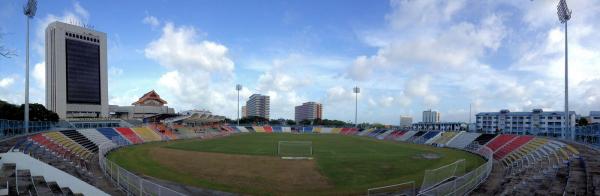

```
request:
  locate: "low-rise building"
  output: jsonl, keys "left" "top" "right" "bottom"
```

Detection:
{"left": 109, "top": 90, "right": 175, "bottom": 120}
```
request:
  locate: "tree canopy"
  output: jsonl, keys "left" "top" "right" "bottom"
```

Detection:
{"left": 0, "top": 100, "right": 59, "bottom": 122}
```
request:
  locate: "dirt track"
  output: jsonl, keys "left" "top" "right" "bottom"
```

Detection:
{"left": 149, "top": 147, "right": 333, "bottom": 193}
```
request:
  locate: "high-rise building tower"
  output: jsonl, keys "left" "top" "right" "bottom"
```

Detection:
{"left": 241, "top": 105, "right": 247, "bottom": 118}
{"left": 400, "top": 115, "right": 413, "bottom": 128}
{"left": 294, "top": 102, "right": 323, "bottom": 123}
{"left": 422, "top": 109, "right": 440, "bottom": 123}
{"left": 46, "top": 21, "right": 108, "bottom": 118}
{"left": 246, "top": 94, "right": 270, "bottom": 119}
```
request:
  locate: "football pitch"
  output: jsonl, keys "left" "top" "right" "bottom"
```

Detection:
{"left": 108, "top": 133, "right": 486, "bottom": 195}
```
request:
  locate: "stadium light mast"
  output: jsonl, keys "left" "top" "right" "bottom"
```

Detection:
{"left": 557, "top": 0, "right": 572, "bottom": 139}
{"left": 23, "top": 0, "right": 37, "bottom": 134}
{"left": 353, "top": 86, "right": 360, "bottom": 127}
{"left": 236, "top": 84, "right": 242, "bottom": 126}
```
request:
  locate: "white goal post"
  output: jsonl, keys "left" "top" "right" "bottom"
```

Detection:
{"left": 278, "top": 141, "right": 313, "bottom": 159}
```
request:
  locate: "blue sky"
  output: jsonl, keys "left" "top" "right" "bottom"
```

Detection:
{"left": 1, "top": 0, "right": 600, "bottom": 125}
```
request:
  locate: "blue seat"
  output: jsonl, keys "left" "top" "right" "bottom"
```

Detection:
{"left": 96, "top": 128, "right": 130, "bottom": 145}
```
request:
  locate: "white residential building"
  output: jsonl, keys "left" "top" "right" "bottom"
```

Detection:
{"left": 476, "top": 109, "right": 576, "bottom": 137}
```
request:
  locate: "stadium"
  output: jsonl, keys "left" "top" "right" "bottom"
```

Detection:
{"left": 2, "top": 0, "right": 600, "bottom": 196}
{"left": 1, "top": 118, "right": 599, "bottom": 195}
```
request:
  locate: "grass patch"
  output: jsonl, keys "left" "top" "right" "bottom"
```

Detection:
{"left": 109, "top": 133, "right": 485, "bottom": 195}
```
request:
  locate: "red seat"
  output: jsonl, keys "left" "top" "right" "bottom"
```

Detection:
{"left": 263, "top": 126, "right": 273, "bottom": 133}
{"left": 485, "top": 134, "right": 517, "bottom": 151}
{"left": 115, "top": 128, "right": 144, "bottom": 144}
{"left": 493, "top": 135, "right": 534, "bottom": 160}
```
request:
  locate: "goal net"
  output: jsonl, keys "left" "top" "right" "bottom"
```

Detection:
{"left": 278, "top": 141, "right": 313, "bottom": 159}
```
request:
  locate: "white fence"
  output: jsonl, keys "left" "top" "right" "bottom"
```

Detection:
{"left": 418, "top": 144, "right": 494, "bottom": 196}
{"left": 98, "top": 138, "right": 187, "bottom": 196}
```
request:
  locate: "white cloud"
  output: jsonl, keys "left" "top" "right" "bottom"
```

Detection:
{"left": 0, "top": 75, "right": 21, "bottom": 104}
{"left": 33, "top": 62, "right": 44, "bottom": 89}
{"left": 143, "top": 22, "right": 242, "bottom": 117}
{"left": 35, "top": 2, "right": 89, "bottom": 57}
{"left": 0, "top": 76, "right": 15, "bottom": 88}
{"left": 145, "top": 23, "right": 234, "bottom": 73}
{"left": 142, "top": 15, "right": 160, "bottom": 28}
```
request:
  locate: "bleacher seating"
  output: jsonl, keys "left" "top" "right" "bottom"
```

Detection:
{"left": 60, "top": 130, "right": 98, "bottom": 152}
{"left": 473, "top": 134, "right": 497, "bottom": 145}
{"left": 493, "top": 135, "right": 534, "bottom": 160}
{"left": 96, "top": 128, "right": 130, "bottom": 145}
{"left": 114, "top": 128, "right": 144, "bottom": 144}
{"left": 486, "top": 134, "right": 518, "bottom": 152}
{"left": 446, "top": 132, "right": 481, "bottom": 149}
{"left": 397, "top": 131, "right": 417, "bottom": 141}
{"left": 78, "top": 129, "right": 112, "bottom": 147}
{"left": 244, "top": 126, "right": 255, "bottom": 133}
{"left": 407, "top": 131, "right": 426, "bottom": 142}
{"left": 385, "top": 130, "right": 407, "bottom": 140}
{"left": 421, "top": 131, "right": 441, "bottom": 144}
{"left": 131, "top": 127, "right": 162, "bottom": 142}
{"left": 263, "top": 126, "right": 273, "bottom": 133}
{"left": 431, "top": 132, "right": 458, "bottom": 145}
{"left": 253, "top": 126, "right": 266, "bottom": 133}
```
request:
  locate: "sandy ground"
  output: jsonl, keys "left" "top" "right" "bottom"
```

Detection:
{"left": 149, "top": 147, "right": 333, "bottom": 194}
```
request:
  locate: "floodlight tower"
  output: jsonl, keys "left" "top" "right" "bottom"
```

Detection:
{"left": 557, "top": 0, "right": 572, "bottom": 139}
{"left": 236, "top": 84, "right": 242, "bottom": 126}
{"left": 353, "top": 86, "right": 360, "bottom": 127}
{"left": 23, "top": 0, "right": 37, "bottom": 134}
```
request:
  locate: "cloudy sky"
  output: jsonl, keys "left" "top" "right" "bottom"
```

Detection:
{"left": 1, "top": 0, "right": 599, "bottom": 124}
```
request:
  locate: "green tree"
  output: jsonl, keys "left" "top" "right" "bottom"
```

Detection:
{"left": 285, "top": 119, "right": 295, "bottom": 125}
{"left": 577, "top": 117, "right": 589, "bottom": 126}
{"left": 0, "top": 99, "right": 58, "bottom": 122}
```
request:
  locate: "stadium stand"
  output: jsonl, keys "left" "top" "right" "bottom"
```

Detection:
{"left": 486, "top": 134, "right": 518, "bottom": 152}
{"left": 406, "top": 131, "right": 426, "bottom": 142}
{"left": 446, "top": 132, "right": 482, "bottom": 149}
{"left": 96, "top": 128, "right": 130, "bottom": 144}
{"left": 253, "top": 126, "right": 266, "bottom": 133}
{"left": 376, "top": 129, "right": 393, "bottom": 140}
{"left": 493, "top": 135, "right": 535, "bottom": 160}
{"left": 271, "top": 126, "right": 282, "bottom": 133}
{"left": 60, "top": 130, "right": 98, "bottom": 152}
{"left": 114, "top": 128, "right": 143, "bottom": 144}
{"left": 385, "top": 130, "right": 407, "bottom": 140}
{"left": 245, "top": 126, "right": 255, "bottom": 133}
{"left": 78, "top": 129, "right": 112, "bottom": 147}
{"left": 473, "top": 133, "right": 498, "bottom": 145}
{"left": 5, "top": 121, "right": 600, "bottom": 196}
{"left": 431, "top": 131, "right": 458, "bottom": 146}
{"left": 396, "top": 131, "right": 417, "bottom": 141}
{"left": 131, "top": 127, "right": 162, "bottom": 142}
{"left": 420, "top": 131, "right": 440, "bottom": 144}
{"left": 357, "top": 128, "right": 374, "bottom": 136}
{"left": 263, "top": 126, "right": 273, "bottom": 133}
{"left": 320, "top": 127, "right": 332, "bottom": 133}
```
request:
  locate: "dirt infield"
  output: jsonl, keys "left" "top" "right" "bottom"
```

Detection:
{"left": 149, "top": 147, "right": 333, "bottom": 194}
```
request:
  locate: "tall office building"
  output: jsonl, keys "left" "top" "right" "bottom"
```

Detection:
{"left": 46, "top": 21, "right": 108, "bottom": 118}
{"left": 294, "top": 102, "right": 323, "bottom": 123}
{"left": 422, "top": 109, "right": 440, "bottom": 123}
{"left": 246, "top": 94, "right": 270, "bottom": 119}
{"left": 400, "top": 115, "right": 413, "bottom": 128}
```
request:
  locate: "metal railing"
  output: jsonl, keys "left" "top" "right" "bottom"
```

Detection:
{"left": 98, "top": 139, "right": 186, "bottom": 196}
{"left": 418, "top": 145, "right": 494, "bottom": 196}
{"left": 0, "top": 119, "right": 57, "bottom": 139}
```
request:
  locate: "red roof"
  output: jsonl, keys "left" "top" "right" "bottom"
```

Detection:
{"left": 132, "top": 90, "right": 168, "bottom": 106}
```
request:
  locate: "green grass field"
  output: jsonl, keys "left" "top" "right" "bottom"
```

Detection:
{"left": 108, "top": 133, "right": 485, "bottom": 195}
